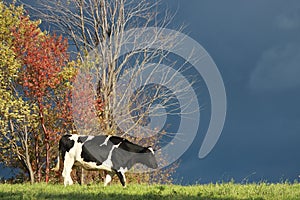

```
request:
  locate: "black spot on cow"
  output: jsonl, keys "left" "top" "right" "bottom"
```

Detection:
{"left": 109, "top": 136, "right": 144, "bottom": 153}
{"left": 119, "top": 139, "right": 145, "bottom": 153}
{"left": 109, "top": 136, "right": 124, "bottom": 145}
{"left": 80, "top": 135, "right": 110, "bottom": 166}
{"left": 77, "top": 136, "right": 88, "bottom": 143}
{"left": 59, "top": 135, "right": 75, "bottom": 161}
{"left": 81, "top": 145, "right": 103, "bottom": 166}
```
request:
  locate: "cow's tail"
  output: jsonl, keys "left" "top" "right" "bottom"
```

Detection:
{"left": 52, "top": 154, "right": 60, "bottom": 172}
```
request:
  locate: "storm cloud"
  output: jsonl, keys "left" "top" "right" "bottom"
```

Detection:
{"left": 249, "top": 43, "right": 300, "bottom": 91}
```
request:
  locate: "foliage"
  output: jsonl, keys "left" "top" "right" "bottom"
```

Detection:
{"left": 0, "top": 1, "right": 76, "bottom": 183}
{"left": 0, "top": 1, "right": 39, "bottom": 184}
{"left": 1, "top": 183, "right": 300, "bottom": 200}
{"left": 12, "top": 13, "right": 76, "bottom": 183}
{"left": 1, "top": 0, "right": 177, "bottom": 185}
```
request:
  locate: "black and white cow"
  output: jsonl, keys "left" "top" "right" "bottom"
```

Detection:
{"left": 53, "top": 134, "right": 158, "bottom": 187}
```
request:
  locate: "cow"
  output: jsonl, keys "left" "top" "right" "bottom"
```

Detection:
{"left": 53, "top": 134, "right": 158, "bottom": 187}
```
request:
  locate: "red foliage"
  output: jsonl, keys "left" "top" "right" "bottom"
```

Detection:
{"left": 13, "top": 17, "right": 68, "bottom": 99}
{"left": 11, "top": 16, "right": 105, "bottom": 184}
{"left": 12, "top": 16, "right": 71, "bottom": 183}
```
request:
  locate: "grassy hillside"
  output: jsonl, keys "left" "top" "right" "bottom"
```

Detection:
{"left": 1, "top": 182, "right": 300, "bottom": 200}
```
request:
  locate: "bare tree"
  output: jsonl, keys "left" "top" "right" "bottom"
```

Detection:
{"left": 9, "top": 119, "right": 35, "bottom": 184}
{"left": 26, "top": 0, "right": 197, "bottom": 184}
{"left": 0, "top": 111, "right": 38, "bottom": 184}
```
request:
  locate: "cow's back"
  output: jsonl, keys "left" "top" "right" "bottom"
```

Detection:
{"left": 80, "top": 135, "right": 112, "bottom": 165}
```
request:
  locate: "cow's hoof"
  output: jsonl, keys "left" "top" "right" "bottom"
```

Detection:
{"left": 64, "top": 180, "right": 73, "bottom": 186}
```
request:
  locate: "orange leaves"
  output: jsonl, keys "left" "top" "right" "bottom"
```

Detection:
{"left": 12, "top": 17, "right": 69, "bottom": 99}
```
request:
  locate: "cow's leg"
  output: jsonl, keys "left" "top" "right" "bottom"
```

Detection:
{"left": 104, "top": 171, "right": 115, "bottom": 187}
{"left": 116, "top": 170, "right": 126, "bottom": 188}
{"left": 62, "top": 153, "right": 74, "bottom": 186}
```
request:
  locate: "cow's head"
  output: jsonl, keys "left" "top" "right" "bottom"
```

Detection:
{"left": 140, "top": 147, "right": 158, "bottom": 169}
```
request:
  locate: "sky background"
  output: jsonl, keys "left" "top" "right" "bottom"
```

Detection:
{"left": 164, "top": 0, "right": 300, "bottom": 184}
{"left": 1, "top": 0, "right": 300, "bottom": 184}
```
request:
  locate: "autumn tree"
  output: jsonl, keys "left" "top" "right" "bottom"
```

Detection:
{"left": 0, "top": 1, "right": 38, "bottom": 184}
{"left": 0, "top": 1, "right": 76, "bottom": 183}
{"left": 12, "top": 16, "right": 76, "bottom": 183}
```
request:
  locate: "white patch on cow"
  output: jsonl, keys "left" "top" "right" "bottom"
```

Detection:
{"left": 148, "top": 147, "right": 155, "bottom": 155}
{"left": 80, "top": 161, "right": 112, "bottom": 171}
{"left": 100, "top": 135, "right": 111, "bottom": 146}
{"left": 104, "top": 173, "right": 113, "bottom": 186}
{"left": 117, "top": 167, "right": 128, "bottom": 174}
{"left": 102, "top": 143, "right": 121, "bottom": 168}
{"left": 69, "top": 134, "right": 79, "bottom": 142}
{"left": 62, "top": 145, "right": 76, "bottom": 186}
{"left": 85, "top": 135, "right": 94, "bottom": 143}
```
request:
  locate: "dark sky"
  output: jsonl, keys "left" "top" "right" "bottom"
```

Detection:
{"left": 2, "top": 0, "right": 300, "bottom": 184}
{"left": 165, "top": 0, "right": 300, "bottom": 184}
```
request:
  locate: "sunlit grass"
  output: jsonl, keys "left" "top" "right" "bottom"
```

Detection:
{"left": 1, "top": 182, "right": 300, "bottom": 200}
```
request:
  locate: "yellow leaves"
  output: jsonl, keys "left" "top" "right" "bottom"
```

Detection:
{"left": 0, "top": 1, "right": 44, "bottom": 46}
{"left": 0, "top": 2, "right": 40, "bottom": 134}
{"left": 65, "top": 62, "right": 78, "bottom": 77}
{"left": 37, "top": 30, "right": 46, "bottom": 37}
{"left": 0, "top": 2, "right": 24, "bottom": 89}
{"left": 58, "top": 60, "right": 79, "bottom": 88}
{"left": 0, "top": 42, "right": 21, "bottom": 81}
{"left": 0, "top": 1, "right": 24, "bottom": 44}
{"left": 0, "top": 84, "right": 39, "bottom": 129}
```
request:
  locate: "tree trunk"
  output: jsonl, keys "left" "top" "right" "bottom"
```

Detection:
{"left": 24, "top": 124, "right": 35, "bottom": 184}
{"left": 45, "top": 140, "right": 50, "bottom": 183}
{"left": 35, "top": 134, "right": 41, "bottom": 182}
{"left": 26, "top": 154, "right": 35, "bottom": 184}
{"left": 39, "top": 101, "right": 50, "bottom": 183}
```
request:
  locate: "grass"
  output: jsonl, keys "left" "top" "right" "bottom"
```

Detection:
{"left": 1, "top": 182, "right": 300, "bottom": 200}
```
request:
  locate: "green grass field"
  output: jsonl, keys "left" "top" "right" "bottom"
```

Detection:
{"left": 1, "top": 182, "right": 300, "bottom": 200}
